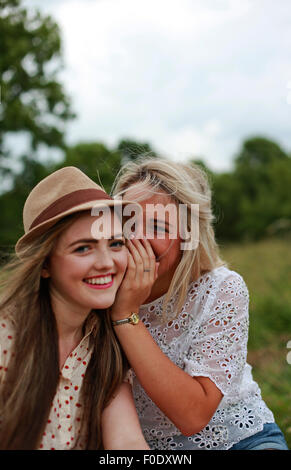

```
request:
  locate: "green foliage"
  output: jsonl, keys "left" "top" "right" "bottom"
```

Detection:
{"left": 117, "top": 138, "right": 158, "bottom": 163}
{"left": 0, "top": 138, "right": 158, "bottom": 249}
{"left": 0, "top": 155, "right": 55, "bottom": 248}
{"left": 212, "top": 136, "right": 291, "bottom": 241}
{"left": 211, "top": 172, "right": 243, "bottom": 240}
{"left": 221, "top": 239, "right": 291, "bottom": 447}
{"left": 1, "top": 133, "right": 291, "bottom": 248}
{"left": 0, "top": 0, "right": 74, "bottom": 170}
{"left": 189, "top": 158, "right": 213, "bottom": 177}
{"left": 58, "top": 142, "right": 122, "bottom": 193}
{"left": 235, "top": 136, "right": 288, "bottom": 169}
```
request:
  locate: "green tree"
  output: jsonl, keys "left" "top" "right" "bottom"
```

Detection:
{"left": 59, "top": 142, "right": 122, "bottom": 193}
{"left": 0, "top": 0, "right": 74, "bottom": 173}
{"left": 234, "top": 136, "right": 288, "bottom": 201}
{"left": 234, "top": 137, "right": 290, "bottom": 239}
{"left": 212, "top": 136, "right": 291, "bottom": 241}
{"left": 0, "top": 141, "right": 124, "bottom": 250}
{"left": 189, "top": 158, "right": 213, "bottom": 177}
{"left": 235, "top": 136, "right": 288, "bottom": 169}
{"left": 211, "top": 172, "right": 244, "bottom": 241}
{"left": 117, "top": 139, "right": 158, "bottom": 163}
{"left": 0, "top": 155, "right": 54, "bottom": 251}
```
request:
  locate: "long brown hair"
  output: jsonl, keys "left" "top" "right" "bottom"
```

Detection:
{"left": 0, "top": 212, "right": 127, "bottom": 450}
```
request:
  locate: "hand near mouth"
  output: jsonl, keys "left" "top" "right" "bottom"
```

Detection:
{"left": 110, "top": 237, "right": 159, "bottom": 322}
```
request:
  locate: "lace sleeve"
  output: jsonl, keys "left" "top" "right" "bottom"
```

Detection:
{"left": 183, "top": 271, "right": 249, "bottom": 396}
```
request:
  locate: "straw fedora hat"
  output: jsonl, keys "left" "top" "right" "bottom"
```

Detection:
{"left": 15, "top": 166, "right": 139, "bottom": 254}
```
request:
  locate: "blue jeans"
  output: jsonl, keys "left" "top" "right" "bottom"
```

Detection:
{"left": 230, "top": 423, "right": 289, "bottom": 450}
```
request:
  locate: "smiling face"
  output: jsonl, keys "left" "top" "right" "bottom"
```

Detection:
{"left": 124, "top": 183, "right": 182, "bottom": 302}
{"left": 42, "top": 211, "right": 128, "bottom": 317}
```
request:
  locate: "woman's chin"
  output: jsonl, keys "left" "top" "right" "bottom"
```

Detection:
{"left": 89, "top": 295, "right": 117, "bottom": 311}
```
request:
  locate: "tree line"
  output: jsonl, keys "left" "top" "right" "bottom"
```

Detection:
{"left": 1, "top": 0, "right": 291, "bottom": 251}
{"left": 1, "top": 135, "right": 291, "bottom": 251}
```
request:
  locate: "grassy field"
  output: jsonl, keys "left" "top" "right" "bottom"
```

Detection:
{"left": 220, "top": 237, "right": 291, "bottom": 448}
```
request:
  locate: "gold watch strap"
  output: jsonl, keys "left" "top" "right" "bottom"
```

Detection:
{"left": 112, "top": 312, "right": 139, "bottom": 326}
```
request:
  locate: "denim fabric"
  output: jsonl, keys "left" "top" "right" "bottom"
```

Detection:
{"left": 230, "top": 423, "right": 289, "bottom": 450}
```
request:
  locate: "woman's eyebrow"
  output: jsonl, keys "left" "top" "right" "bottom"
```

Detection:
{"left": 68, "top": 235, "right": 124, "bottom": 247}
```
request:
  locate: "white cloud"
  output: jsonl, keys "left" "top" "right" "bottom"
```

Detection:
{"left": 21, "top": 0, "right": 291, "bottom": 170}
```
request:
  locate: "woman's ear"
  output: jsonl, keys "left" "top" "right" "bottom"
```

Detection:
{"left": 41, "top": 269, "right": 50, "bottom": 278}
{"left": 41, "top": 260, "right": 50, "bottom": 278}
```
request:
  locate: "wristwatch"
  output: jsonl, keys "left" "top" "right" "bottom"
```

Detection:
{"left": 112, "top": 312, "right": 140, "bottom": 326}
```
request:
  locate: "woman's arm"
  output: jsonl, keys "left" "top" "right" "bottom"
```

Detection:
{"left": 111, "top": 238, "right": 223, "bottom": 436}
{"left": 101, "top": 382, "right": 150, "bottom": 450}
{"left": 112, "top": 321, "right": 223, "bottom": 436}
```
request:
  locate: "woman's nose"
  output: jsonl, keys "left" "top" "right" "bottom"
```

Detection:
{"left": 93, "top": 248, "right": 114, "bottom": 271}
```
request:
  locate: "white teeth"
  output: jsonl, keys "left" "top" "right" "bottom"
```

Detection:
{"left": 85, "top": 275, "right": 112, "bottom": 285}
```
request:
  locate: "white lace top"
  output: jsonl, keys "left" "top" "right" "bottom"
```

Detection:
{"left": 132, "top": 266, "right": 274, "bottom": 450}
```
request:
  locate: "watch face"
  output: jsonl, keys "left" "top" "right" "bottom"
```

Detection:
{"left": 131, "top": 313, "right": 139, "bottom": 324}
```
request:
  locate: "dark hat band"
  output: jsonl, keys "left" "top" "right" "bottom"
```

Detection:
{"left": 29, "top": 188, "right": 112, "bottom": 230}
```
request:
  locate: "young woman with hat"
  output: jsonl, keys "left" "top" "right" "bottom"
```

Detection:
{"left": 0, "top": 166, "right": 158, "bottom": 450}
{"left": 110, "top": 157, "right": 288, "bottom": 451}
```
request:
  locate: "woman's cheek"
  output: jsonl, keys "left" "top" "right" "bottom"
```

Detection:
{"left": 150, "top": 239, "right": 173, "bottom": 261}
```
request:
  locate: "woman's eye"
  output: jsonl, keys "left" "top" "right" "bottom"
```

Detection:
{"left": 110, "top": 240, "right": 125, "bottom": 248}
{"left": 148, "top": 224, "right": 168, "bottom": 233}
{"left": 74, "top": 245, "right": 91, "bottom": 253}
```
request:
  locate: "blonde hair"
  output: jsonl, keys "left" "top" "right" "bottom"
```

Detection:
{"left": 112, "top": 156, "right": 225, "bottom": 321}
{"left": 0, "top": 211, "right": 127, "bottom": 449}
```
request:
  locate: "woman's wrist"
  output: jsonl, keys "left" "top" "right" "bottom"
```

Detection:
{"left": 110, "top": 307, "right": 140, "bottom": 323}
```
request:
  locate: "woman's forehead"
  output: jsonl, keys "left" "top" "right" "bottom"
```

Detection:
{"left": 125, "top": 182, "right": 171, "bottom": 205}
{"left": 57, "top": 211, "right": 123, "bottom": 245}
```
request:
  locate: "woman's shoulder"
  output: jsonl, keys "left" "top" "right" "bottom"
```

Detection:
{"left": 191, "top": 264, "right": 246, "bottom": 287}
{"left": 186, "top": 265, "right": 249, "bottom": 305}
{"left": 183, "top": 265, "right": 249, "bottom": 331}
{"left": 211, "top": 265, "right": 249, "bottom": 295}
{"left": 0, "top": 312, "right": 16, "bottom": 377}
{"left": 0, "top": 311, "right": 16, "bottom": 340}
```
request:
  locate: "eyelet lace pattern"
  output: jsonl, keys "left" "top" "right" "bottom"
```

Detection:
{"left": 132, "top": 266, "right": 274, "bottom": 450}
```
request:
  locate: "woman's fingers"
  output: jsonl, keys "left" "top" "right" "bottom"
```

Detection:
{"left": 126, "top": 236, "right": 160, "bottom": 289}
{"left": 140, "top": 237, "right": 156, "bottom": 261}
{"left": 126, "top": 249, "right": 136, "bottom": 275}
{"left": 120, "top": 249, "right": 136, "bottom": 286}
{"left": 130, "top": 238, "right": 156, "bottom": 281}
{"left": 127, "top": 239, "right": 145, "bottom": 281}
{"left": 111, "top": 237, "right": 159, "bottom": 318}
{"left": 140, "top": 238, "right": 158, "bottom": 280}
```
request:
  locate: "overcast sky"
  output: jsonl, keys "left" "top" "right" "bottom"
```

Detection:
{"left": 23, "top": 0, "right": 291, "bottom": 171}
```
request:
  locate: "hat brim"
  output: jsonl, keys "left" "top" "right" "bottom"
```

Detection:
{"left": 15, "top": 198, "right": 141, "bottom": 255}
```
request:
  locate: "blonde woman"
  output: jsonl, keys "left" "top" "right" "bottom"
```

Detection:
{"left": 110, "top": 157, "right": 288, "bottom": 451}
{"left": 0, "top": 166, "right": 155, "bottom": 450}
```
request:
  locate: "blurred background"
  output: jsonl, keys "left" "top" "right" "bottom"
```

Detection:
{"left": 0, "top": 0, "right": 290, "bottom": 446}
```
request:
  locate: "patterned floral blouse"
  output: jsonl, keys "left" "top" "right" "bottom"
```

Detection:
{"left": 0, "top": 311, "right": 132, "bottom": 450}
{"left": 132, "top": 266, "right": 274, "bottom": 450}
